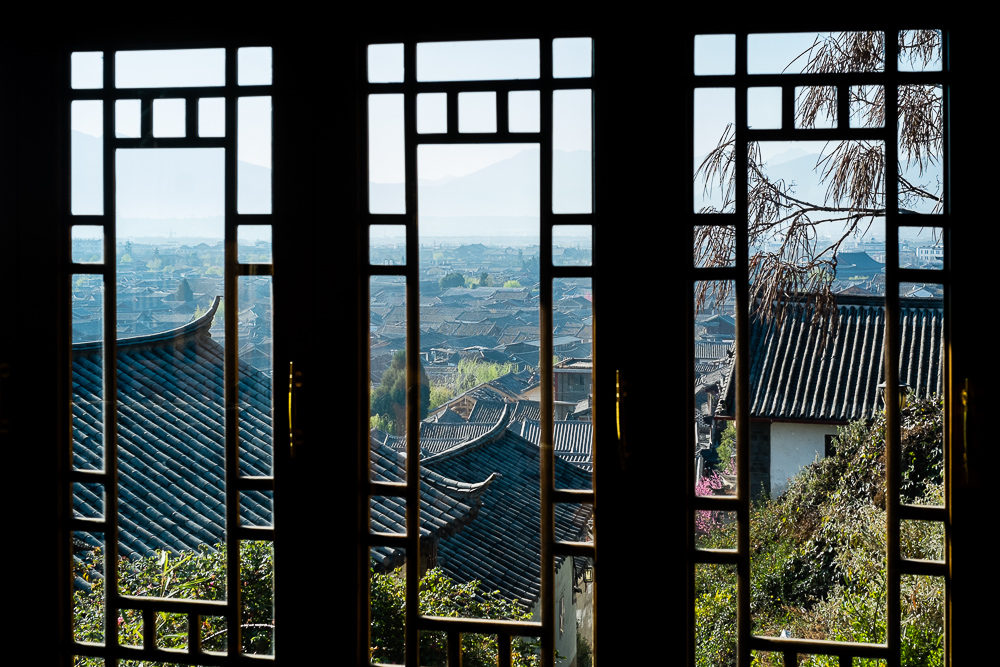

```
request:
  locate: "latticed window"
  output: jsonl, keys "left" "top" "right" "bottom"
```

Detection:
{"left": 28, "top": 19, "right": 986, "bottom": 667}
{"left": 361, "top": 34, "right": 597, "bottom": 666}
{"left": 687, "top": 27, "right": 951, "bottom": 666}
{"left": 65, "top": 43, "right": 276, "bottom": 665}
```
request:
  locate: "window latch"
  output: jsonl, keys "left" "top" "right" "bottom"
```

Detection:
{"left": 289, "top": 361, "right": 304, "bottom": 458}
{"left": 616, "top": 369, "right": 631, "bottom": 471}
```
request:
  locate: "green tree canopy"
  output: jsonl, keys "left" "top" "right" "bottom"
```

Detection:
{"left": 371, "top": 350, "right": 430, "bottom": 434}
{"left": 453, "top": 358, "right": 514, "bottom": 395}
{"left": 174, "top": 278, "right": 195, "bottom": 302}
{"left": 439, "top": 272, "right": 466, "bottom": 289}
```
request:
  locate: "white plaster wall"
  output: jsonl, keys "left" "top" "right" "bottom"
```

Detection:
{"left": 769, "top": 422, "right": 841, "bottom": 497}
{"left": 529, "top": 556, "right": 577, "bottom": 666}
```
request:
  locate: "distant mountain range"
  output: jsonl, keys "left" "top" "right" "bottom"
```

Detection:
{"left": 72, "top": 133, "right": 590, "bottom": 239}
{"left": 694, "top": 145, "right": 944, "bottom": 226}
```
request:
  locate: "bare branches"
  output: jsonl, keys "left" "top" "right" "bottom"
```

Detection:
{"left": 898, "top": 84, "right": 943, "bottom": 174}
{"left": 693, "top": 30, "right": 944, "bottom": 333}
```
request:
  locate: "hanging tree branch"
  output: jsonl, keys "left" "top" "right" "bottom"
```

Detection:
{"left": 694, "top": 29, "right": 943, "bottom": 332}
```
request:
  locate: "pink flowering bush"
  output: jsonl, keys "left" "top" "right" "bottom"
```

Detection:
{"left": 695, "top": 459, "right": 735, "bottom": 536}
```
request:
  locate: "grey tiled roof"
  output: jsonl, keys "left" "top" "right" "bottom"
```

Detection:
{"left": 72, "top": 298, "right": 274, "bottom": 559}
{"left": 422, "top": 423, "right": 592, "bottom": 610}
{"left": 517, "top": 419, "right": 594, "bottom": 472}
{"left": 382, "top": 420, "right": 507, "bottom": 456}
{"left": 369, "top": 438, "right": 495, "bottom": 570}
{"left": 467, "top": 400, "right": 508, "bottom": 424}
{"left": 509, "top": 400, "right": 541, "bottom": 423}
{"left": 720, "top": 296, "right": 943, "bottom": 422}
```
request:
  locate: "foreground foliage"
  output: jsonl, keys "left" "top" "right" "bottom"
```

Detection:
{"left": 371, "top": 566, "right": 542, "bottom": 666}
{"left": 696, "top": 397, "right": 944, "bottom": 666}
{"left": 73, "top": 545, "right": 540, "bottom": 666}
{"left": 73, "top": 541, "right": 274, "bottom": 665}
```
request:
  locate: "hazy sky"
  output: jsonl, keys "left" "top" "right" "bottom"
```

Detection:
{"left": 70, "top": 34, "right": 943, "bottom": 243}
{"left": 71, "top": 48, "right": 273, "bottom": 169}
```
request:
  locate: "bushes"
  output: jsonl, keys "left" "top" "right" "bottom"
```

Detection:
{"left": 371, "top": 566, "right": 541, "bottom": 666}
{"left": 74, "top": 546, "right": 542, "bottom": 666}
{"left": 697, "top": 397, "right": 945, "bottom": 665}
{"left": 73, "top": 541, "right": 274, "bottom": 663}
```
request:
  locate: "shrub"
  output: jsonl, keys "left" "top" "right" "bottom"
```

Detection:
{"left": 73, "top": 541, "right": 274, "bottom": 663}
{"left": 696, "top": 397, "right": 945, "bottom": 662}
{"left": 371, "top": 566, "right": 542, "bottom": 666}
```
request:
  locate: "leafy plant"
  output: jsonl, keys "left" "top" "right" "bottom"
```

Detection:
{"left": 696, "top": 397, "right": 945, "bottom": 665}
{"left": 370, "top": 566, "right": 542, "bottom": 666}
{"left": 73, "top": 541, "right": 274, "bottom": 665}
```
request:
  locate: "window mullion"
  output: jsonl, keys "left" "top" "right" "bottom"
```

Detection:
{"left": 403, "top": 37, "right": 422, "bottom": 667}
{"left": 733, "top": 29, "right": 753, "bottom": 667}
{"left": 223, "top": 43, "right": 243, "bottom": 658}
{"left": 539, "top": 34, "right": 556, "bottom": 667}
{"left": 98, "top": 46, "right": 123, "bottom": 662}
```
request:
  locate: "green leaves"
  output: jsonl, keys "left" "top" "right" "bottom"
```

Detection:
{"left": 370, "top": 566, "right": 541, "bottom": 667}
{"left": 72, "top": 541, "right": 274, "bottom": 661}
{"left": 697, "top": 398, "right": 945, "bottom": 665}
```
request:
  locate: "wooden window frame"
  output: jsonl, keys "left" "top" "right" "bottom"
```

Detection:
{"left": 686, "top": 26, "right": 953, "bottom": 666}
{"left": 0, "top": 17, "right": 987, "bottom": 667}
{"left": 360, "top": 32, "right": 597, "bottom": 666}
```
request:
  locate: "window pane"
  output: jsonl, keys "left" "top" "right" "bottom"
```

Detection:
{"left": 553, "top": 89, "right": 592, "bottom": 214}
{"left": 116, "top": 49, "right": 226, "bottom": 88}
{"left": 509, "top": 90, "right": 540, "bottom": 133}
{"left": 72, "top": 100, "right": 103, "bottom": 216}
{"left": 115, "top": 99, "right": 140, "bottom": 139}
{"left": 370, "top": 275, "right": 409, "bottom": 449}
{"left": 71, "top": 273, "right": 103, "bottom": 471}
{"left": 694, "top": 34, "right": 735, "bottom": 75}
{"left": 748, "top": 87, "right": 781, "bottom": 129}
{"left": 459, "top": 91, "right": 496, "bottom": 133}
{"left": 553, "top": 37, "right": 592, "bottom": 78}
{"left": 238, "top": 46, "right": 272, "bottom": 85}
{"left": 115, "top": 150, "right": 228, "bottom": 594}
{"left": 72, "top": 226, "right": 103, "bottom": 264}
{"left": 368, "top": 43, "right": 404, "bottom": 83}
{"left": 368, "top": 94, "right": 405, "bottom": 214}
{"left": 694, "top": 279, "right": 736, "bottom": 505}
{"left": 72, "top": 531, "right": 106, "bottom": 645}
{"left": 850, "top": 85, "right": 884, "bottom": 129}
{"left": 72, "top": 51, "right": 103, "bottom": 89}
{"left": 369, "top": 225, "right": 406, "bottom": 265}
{"left": 553, "top": 226, "right": 591, "bottom": 266}
{"left": 417, "top": 39, "right": 539, "bottom": 81}
{"left": 795, "top": 85, "right": 837, "bottom": 129}
{"left": 695, "top": 224, "right": 735, "bottom": 268}
{"left": 693, "top": 88, "right": 733, "bottom": 214}
{"left": 899, "top": 85, "right": 944, "bottom": 214}
{"left": 900, "top": 575, "right": 945, "bottom": 664}
{"left": 241, "top": 540, "right": 275, "bottom": 655}
{"left": 370, "top": 549, "right": 407, "bottom": 661}
{"left": 695, "top": 563, "right": 736, "bottom": 664}
{"left": 748, "top": 32, "right": 885, "bottom": 74}
{"left": 152, "top": 98, "right": 185, "bottom": 137}
{"left": 238, "top": 96, "right": 272, "bottom": 214}
{"left": 901, "top": 226, "right": 943, "bottom": 269}
{"left": 238, "top": 225, "right": 272, "bottom": 264}
{"left": 199, "top": 97, "right": 225, "bottom": 137}
{"left": 898, "top": 30, "right": 942, "bottom": 72}
{"left": 238, "top": 273, "right": 274, "bottom": 479}
{"left": 417, "top": 92, "right": 447, "bottom": 134}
